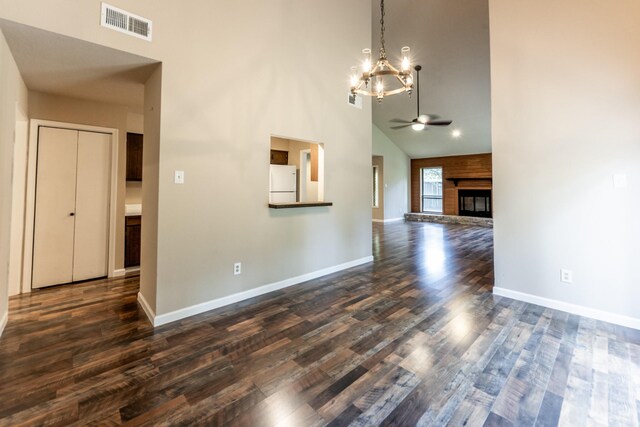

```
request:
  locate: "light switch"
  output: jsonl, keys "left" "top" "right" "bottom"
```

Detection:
{"left": 613, "top": 173, "right": 627, "bottom": 188}
{"left": 174, "top": 170, "right": 185, "bottom": 184}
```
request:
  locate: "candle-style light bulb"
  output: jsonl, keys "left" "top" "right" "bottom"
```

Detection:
{"left": 406, "top": 74, "right": 413, "bottom": 86}
{"left": 376, "top": 78, "right": 384, "bottom": 102}
{"left": 401, "top": 46, "right": 411, "bottom": 72}
{"left": 362, "top": 48, "right": 372, "bottom": 73}
{"left": 350, "top": 66, "right": 359, "bottom": 88}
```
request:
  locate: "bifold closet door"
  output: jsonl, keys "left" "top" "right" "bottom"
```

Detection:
{"left": 32, "top": 127, "right": 111, "bottom": 288}
{"left": 32, "top": 128, "right": 78, "bottom": 288}
{"left": 73, "top": 131, "right": 111, "bottom": 282}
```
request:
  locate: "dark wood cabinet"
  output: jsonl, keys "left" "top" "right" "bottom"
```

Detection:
{"left": 126, "top": 133, "right": 143, "bottom": 181}
{"left": 125, "top": 215, "right": 141, "bottom": 268}
{"left": 270, "top": 149, "right": 288, "bottom": 165}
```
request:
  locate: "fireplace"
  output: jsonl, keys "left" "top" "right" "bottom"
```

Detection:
{"left": 458, "top": 189, "right": 492, "bottom": 218}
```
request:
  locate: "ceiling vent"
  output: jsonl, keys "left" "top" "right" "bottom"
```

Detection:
{"left": 101, "top": 3, "right": 152, "bottom": 41}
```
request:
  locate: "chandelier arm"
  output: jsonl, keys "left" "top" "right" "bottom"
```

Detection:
{"left": 372, "top": 69, "right": 401, "bottom": 77}
{"left": 370, "top": 59, "right": 401, "bottom": 76}
{"left": 393, "top": 74, "right": 408, "bottom": 86}
{"left": 354, "top": 86, "right": 409, "bottom": 97}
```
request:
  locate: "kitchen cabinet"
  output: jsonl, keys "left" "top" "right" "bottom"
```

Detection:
{"left": 126, "top": 133, "right": 143, "bottom": 181}
{"left": 125, "top": 215, "right": 141, "bottom": 268}
{"left": 270, "top": 149, "right": 288, "bottom": 165}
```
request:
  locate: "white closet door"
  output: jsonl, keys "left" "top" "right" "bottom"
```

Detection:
{"left": 73, "top": 131, "right": 111, "bottom": 282}
{"left": 32, "top": 127, "right": 78, "bottom": 288}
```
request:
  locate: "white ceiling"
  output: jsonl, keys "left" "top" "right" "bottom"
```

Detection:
{"left": 0, "top": 19, "right": 159, "bottom": 109}
{"left": 370, "top": 0, "right": 492, "bottom": 158}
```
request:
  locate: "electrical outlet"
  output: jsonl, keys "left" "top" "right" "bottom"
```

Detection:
{"left": 234, "top": 262, "right": 241, "bottom": 276}
{"left": 174, "top": 170, "right": 185, "bottom": 184}
{"left": 561, "top": 269, "right": 573, "bottom": 283}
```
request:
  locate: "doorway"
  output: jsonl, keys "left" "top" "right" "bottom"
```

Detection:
{"left": 23, "top": 120, "right": 119, "bottom": 291}
{"left": 298, "top": 145, "right": 325, "bottom": 203}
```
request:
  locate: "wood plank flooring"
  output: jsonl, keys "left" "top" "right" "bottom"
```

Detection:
{"left": 1, "top": 221, "right": 639, "bottom": 426}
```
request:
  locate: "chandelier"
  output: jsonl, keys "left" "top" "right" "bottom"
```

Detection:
{"left": 350, "top": 0, "right": 413, "bottom": 102}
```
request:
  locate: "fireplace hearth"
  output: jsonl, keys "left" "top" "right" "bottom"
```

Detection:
{"left": 458, "top": 189, "right": 492, "bottom": 218}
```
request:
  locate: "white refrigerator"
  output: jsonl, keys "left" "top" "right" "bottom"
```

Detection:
{"left": 269, "top": 165, "right": 297, "bottom": 203}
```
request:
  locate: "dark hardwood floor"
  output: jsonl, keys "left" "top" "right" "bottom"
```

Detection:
{"left": 1, "top": 222, "right": 639, "bottom": 426}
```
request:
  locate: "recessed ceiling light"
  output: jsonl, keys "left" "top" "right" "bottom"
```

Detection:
{"left": 452, "top": 129, "right": 462, "bottom": 138}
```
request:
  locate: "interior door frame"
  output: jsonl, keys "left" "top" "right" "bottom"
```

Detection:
{"left": 299, "top": 149, "right": 311, "bottom": 203}
{"left": 22, "top": 120, "right": 119, "bottom": 293}
{"left": 8, "top": 103, "right": 29, "bottom": 297}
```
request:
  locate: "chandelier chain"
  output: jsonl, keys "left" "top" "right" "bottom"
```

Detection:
{"left": 379, "top": 0, "right": 386, "bottom": 58}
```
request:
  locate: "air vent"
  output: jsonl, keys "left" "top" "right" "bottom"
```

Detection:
{"left": 348, "top": 93, "right": 363, "bottom": 109}
{"left": 101, "top": 3, "right": 152, "bottom": 41}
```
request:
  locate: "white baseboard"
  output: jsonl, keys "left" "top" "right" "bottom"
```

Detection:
{"left": 372, "top": 217, "right": 404, "bottom": 223}
{"left": 0, "top": 310, "right": 8, "bottom": 338}
{"left": 493, "top": 287, "right": 640, "bottom": 330}
{"left": 125, "top": 267, "right": 140, "bottom": 274}
{"left": 112, "top": 268, "right": 126, "bottom": 278}
{"left": 143, "top": 255, "right": 374, "bottom": 327}
{"left": 137, "top": 291, "right": 156, "bottom": 325}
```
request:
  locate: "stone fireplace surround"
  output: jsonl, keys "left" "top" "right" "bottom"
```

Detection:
{"left": 404, "top": 212, "right": 493, "bottom": 227}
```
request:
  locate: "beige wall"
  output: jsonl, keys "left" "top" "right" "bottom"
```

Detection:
{"left": 28, "top": 91, "right": 137, "bottom": 271}
{"left": 490, "top": 0, "right": 640, "bottom": 323}
{"left": 270, "top": 137, "right": 289, "bottom": 152}
{"left": 0, "top": 1, "right": 372, "bottom": 319}
{"left": 0, "top": 29, "right": 29, "bottom": 334}
{"left": 372, "top": 156, "right": 384, "bottom": 221}
{"left": 140, "top": 65, "right": 162, "bottom": 312}
{"left": 127, "top": 112, "right": 144, "bottom": 134}
{"left": 372, "top": 125, "right": 410, "bottom": 221}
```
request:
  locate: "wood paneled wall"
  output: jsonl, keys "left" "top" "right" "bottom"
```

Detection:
{"left": 411, "top": 153, "right": 492, "bottom": 214}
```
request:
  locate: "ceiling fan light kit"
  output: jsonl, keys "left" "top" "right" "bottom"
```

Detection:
{"left": 349, "top": 0, "right": 413, "bottom": 103}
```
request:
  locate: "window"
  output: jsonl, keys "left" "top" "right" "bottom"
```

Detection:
{"left": 421, "top": 167, "right": 443, "bottom": 213}
{"left": 372, "top": 165, "right": 379, "bottom": 207}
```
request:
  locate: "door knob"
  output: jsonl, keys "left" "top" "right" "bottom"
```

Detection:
{"left": 69, "top": 212, "right": 75, "bottom": 216}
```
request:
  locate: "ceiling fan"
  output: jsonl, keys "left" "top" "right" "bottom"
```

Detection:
{"left": 390, "top": 65, "right": 452, "bottom": 131}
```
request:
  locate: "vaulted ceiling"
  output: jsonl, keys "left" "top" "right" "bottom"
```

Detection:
{"left": 2, "top": 2, "right": 490, "bottom": 158}
{"left": 370, "top": 0, "right": 492, "bottom": 158}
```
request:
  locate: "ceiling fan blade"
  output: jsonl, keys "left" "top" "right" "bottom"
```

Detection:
{"left": 426, "top": 120, "right": 453, "bottom": 126}
{"left": 390, "top": 119, "right": 413, "bottom": 124}
{"left": 390, "top": 124, "right": 412, "bottom": 130}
